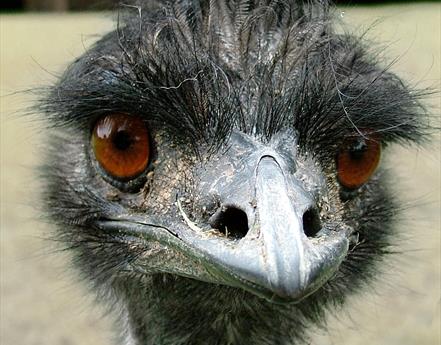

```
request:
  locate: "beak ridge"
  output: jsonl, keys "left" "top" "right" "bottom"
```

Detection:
{"left": 255, "top": 156, "right": 306, "bottom": 298}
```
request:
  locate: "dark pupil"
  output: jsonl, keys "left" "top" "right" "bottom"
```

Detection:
{"left": 348, "top": 139, "right": 368, "bottom": 161}
{"left": 112, "top": 130, "right": 133, "bottom": 151}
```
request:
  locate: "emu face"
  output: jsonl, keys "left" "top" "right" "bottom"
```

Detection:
{"left": 42, "top": 1, "right": 427, "bottom": 344}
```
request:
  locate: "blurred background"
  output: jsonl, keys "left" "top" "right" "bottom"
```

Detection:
{"left": 1, "top": 1, "right": 440, "bottom": 345}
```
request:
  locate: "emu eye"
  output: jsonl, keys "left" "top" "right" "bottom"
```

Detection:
{"left": 337, "top": 134, "right": 381, "bottom": 189}
{"left": 92, "top": 113, "right": 150, "bottom": 180}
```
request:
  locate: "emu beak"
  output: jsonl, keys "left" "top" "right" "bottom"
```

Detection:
{"left": 177, "top": 155, "right": 348, "bottom": 303}
{"left": 173, "top": 132, "right": 349, "bottom": 303}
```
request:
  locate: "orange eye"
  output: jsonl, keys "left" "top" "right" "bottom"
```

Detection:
{"left": 92, "top": 113, "right": 150, "bottom": 180}
{"left": 337, "top": 135, "right": 381, "bottom": 189}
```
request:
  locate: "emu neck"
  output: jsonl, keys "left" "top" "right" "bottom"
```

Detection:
{"left": 114, "top": 274, "right": 311, "bottom": 345}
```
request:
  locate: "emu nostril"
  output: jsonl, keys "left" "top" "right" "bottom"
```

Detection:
{"left": 302, "top": 208, "right": 322, "bottom": 238}
{"left": 211, "top": 207, "right": 249, "bottom": 239}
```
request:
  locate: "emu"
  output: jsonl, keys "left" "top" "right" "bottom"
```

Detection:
{"left": 40, "top": 1, "right": 428, "bottom": 344}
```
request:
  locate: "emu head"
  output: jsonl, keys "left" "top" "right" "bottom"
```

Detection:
{"left": 41, "top": 1, "right": 428, "bottom": 344}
